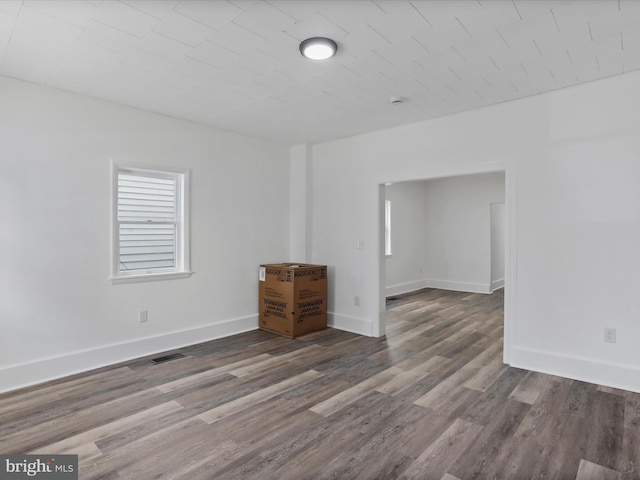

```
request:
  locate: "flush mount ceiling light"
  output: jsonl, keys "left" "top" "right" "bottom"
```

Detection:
{"left": 299, "top": 37, "right": 338, "bottom": 60}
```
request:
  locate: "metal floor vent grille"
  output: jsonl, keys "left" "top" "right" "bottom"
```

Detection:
{"left": 151, "top": 353, "right": 185, "bottom": 365}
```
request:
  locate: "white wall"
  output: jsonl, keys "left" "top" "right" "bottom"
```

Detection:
{"left": 490, "top": 202, "right": 506, "bottom": 291}
{"left": 4, "top": 68, "right": 640, "bottom": 395}
{"left": 310, "top": 69, "right": 640, "bottom": 392}
{"left": 384, "top": 181, "right": 428, "bottom": 296}
{"left": 289, "top": 144, "right": 312, "bottom": 263}
{"left": 422, "top": 173, "right": 504, "bottom": 293}
{"left": 0, "top": 76, "right": 290, "bottom": 393}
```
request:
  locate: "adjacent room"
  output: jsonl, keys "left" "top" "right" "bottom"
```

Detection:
{"left": 1, "top": 1, "right": 639, "bottom": 478}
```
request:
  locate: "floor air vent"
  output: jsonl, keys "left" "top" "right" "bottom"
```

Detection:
{"left": 151, "top": 353, "right": 185, "bottom": 365}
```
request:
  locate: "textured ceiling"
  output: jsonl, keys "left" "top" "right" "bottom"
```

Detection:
{"left": 1, "top": 0, "right": 638, "bottom": 145}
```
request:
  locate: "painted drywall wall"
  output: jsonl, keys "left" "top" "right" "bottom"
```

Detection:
{"left": 384, "top": 181, "right": 428, "bottom": 296}
{"left": 289, "top": 144, "right": 312, "bottom": 263}
{"left": 0, "top": 76, "right": 290, "bottom": 393}
{"left": 310, "top": 69, "right": 640, "bottom": 392}
{"left": 424, "top": 173, "right": 505, "bottom": 293}
{"left": 490, "top": 202, "right": 506, "bottom": 291}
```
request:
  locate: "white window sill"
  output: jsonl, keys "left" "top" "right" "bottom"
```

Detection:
{"left": 111, "top": 271, "right": 192, "bottom": 285}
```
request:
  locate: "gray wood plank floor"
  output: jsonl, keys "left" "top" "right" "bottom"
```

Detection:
{"left": 2, "top": 288, "right": 639, "bottom": 479}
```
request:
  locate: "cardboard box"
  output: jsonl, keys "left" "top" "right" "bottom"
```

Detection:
{"left": 259, "top": 263, "right": 327, "bottom": 338}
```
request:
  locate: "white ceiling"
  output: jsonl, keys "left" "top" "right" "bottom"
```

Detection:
{"left": 1, "top": 0, "right": 638, "bottom": 145}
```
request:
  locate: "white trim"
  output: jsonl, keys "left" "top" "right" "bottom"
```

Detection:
{"left": 111, "top": 160, "right": 189, "bottom": 176}
{"left": 423, "top": 278, "right": 491, "bottom": 294}
{"left": 511, "top": 346, "right": 640, "bottom": 394}
{"left": 376, "top": 184, "right": 387, "bottom": 338}
{"left": 180, "top": 167, "right": 191, "bottom": 274}
{"left": 490, "top": 278, "right": 505, "bottom": 292}
{"left": 110, "top": 271, "right": 192, "bottom": 284}
{"left": 111, "top": 160, "right": 191, "bottom": 283}
{"left": 386, "top": 280, "right": 428, "bottom": 297}
{"left": 503, "top": 165, "right": 516, "bottom": 365}
{"left": 377, "top": 163, "right": 513, "bottom": 358}
{"left": 111, "top": 160, "right": 119, "bottom": 278}
{"left": 0, "top": 315, "right": 258, "bottom": 394}
{"left": 384, "top": 199, "right": 392, "bottom": 256}
{"left": 386, "top": 278, "right": 501, "bottom": 298}
{"left": 327, "top": 312, "right": 372, "bottom": 336}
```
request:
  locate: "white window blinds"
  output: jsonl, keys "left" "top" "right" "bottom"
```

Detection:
{"left": 117, "top": 173, "right": 177, "bottom": 273}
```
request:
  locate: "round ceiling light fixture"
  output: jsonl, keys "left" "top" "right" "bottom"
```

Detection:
{"left": 299, "top": 37, "right": 338, "bottom": 60}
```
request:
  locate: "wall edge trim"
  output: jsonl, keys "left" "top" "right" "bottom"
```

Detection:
{"left": 511, "top": 345, "right": 640, "bottom": 394}
{"left": 385, "top": 280, "right": 428, "bottom": 297}
{"left": 423, "top": 278, "right": 491, "bottom": 294}
{"left": 490, "top": 278, "right": 505, "bottom": 292}
{"left": 328, "top": 312, "right": 372, "bottom": 336}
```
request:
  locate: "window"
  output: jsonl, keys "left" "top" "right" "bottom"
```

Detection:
{"left": 385, "top": 199, "right": 392, "bottom": 257}
{"left": 112, "top": 162, "right": 190, "bottom": 283}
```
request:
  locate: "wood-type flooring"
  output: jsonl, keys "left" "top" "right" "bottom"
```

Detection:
{"left": 1, "top": 288, "right": 639, "bottom": 479}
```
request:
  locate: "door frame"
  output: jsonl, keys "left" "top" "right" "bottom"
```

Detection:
{"left": 377, "top": 164, "right": 516, "bottom": 365}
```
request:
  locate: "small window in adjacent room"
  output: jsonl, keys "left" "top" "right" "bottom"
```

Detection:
{"left": 111, "top": 162, "right": 190, "bottom": 284}
{"left": 385, "top": 199, "right": 392, "bottom": 257}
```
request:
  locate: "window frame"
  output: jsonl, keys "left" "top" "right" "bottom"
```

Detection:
{"left": 385, "top": 199, "right": 392, "bottom": 257}
{"left": 111, "top": 161, "right": 191, "bottom": 284}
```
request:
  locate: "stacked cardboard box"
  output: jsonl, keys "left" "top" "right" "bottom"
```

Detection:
{"left": 259, "top": 263, "right": 327, "bottom": 338}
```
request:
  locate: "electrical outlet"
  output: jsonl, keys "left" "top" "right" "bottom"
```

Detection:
{"left": 354, "top": 296, "right": 360, "bottom": 306}
{"left": 139, "top": 310, "right": 148, "bottom": 323}
{"left": 604, "top": 328, "right": 616, "bottom": 343}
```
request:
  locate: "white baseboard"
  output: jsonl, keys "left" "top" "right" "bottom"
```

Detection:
{"left": 511, "top": 346, "right": 640, "bottom": 394}
{"left": 386, "top": 279, "right": 492, "bottom": 297}
{"left": 491, "top": 278, "right": 505, "bottom": 292}
{"left": 328, "top": 312, "right": 372, "bottom": 336}
{"left": 423, "top": 278, "right": 491, "bottom": 294}
{"left": 385, "top": 280, "right": 428, "bottom": 297}
{"left": 0, "top": 315, "right": 259, "bottom": 394}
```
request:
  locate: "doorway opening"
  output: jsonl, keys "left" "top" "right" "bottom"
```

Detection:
{"left": 378, "top": 169, "right": 512, "bottom": 364}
